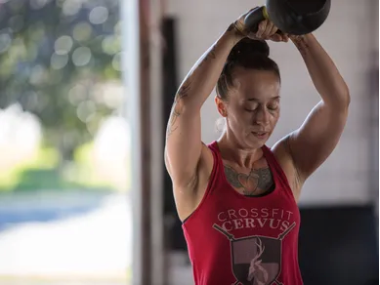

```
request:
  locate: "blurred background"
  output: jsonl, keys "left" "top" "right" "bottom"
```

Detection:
{"left": 0, "top": 0, "right": 131, "bottom": 284}
{"left": 0, "top": 0, "right": 378, "bottom": 285}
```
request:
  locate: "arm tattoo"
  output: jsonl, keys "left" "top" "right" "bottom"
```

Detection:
{"left": 166, "top": 38, "right": 217, "bottom": 137}
{"left": 175, "top": 81, "right": 191, "bottom": 101}
{"left": 227, "top": 22, "right": 247, "bottom": 37}
{"left": 227, "top": 23, "right": 236, "bottom": 33}
{"left": 199, "top": 44, "right": 216, "bottom": 67}
{"left": 196, "top": 44, "right": 216, "bottom": 68}
{"left": 167, "top": 80, "right": 192, "bottom": 138}
{"left": 224, "top": 165, "right": 274, "bottom": 196}
{"left": 292, "top": 35, "right": 309, "bottom": 56}
{"left": 166, "top": 103, "right": 181, "bottom": 138}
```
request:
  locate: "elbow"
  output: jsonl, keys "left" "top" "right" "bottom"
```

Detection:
{"left": 325, "top": 86, "right": 350, "bottom": 111}
{"left": 336, "top": 81, "right": 350, "bottom": 108}
{"left": 343, "top": 88, "right": 351, "bottom": 109}
{"left": 342, "top": 84, "right": 351, "bottom": 107}
{"left": 339, "top": 88, "right": 350, "bottom": 110}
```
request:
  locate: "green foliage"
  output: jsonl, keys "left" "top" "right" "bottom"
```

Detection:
{"left": 0, "top": 146, "right": 59, "bottom": 191}
{"left": 0, "top": 144, "right": 115, "bottom": 192}
{"left": 0, "top": 0, "right": 122, "bottom": 160}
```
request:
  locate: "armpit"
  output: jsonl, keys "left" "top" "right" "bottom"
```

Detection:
{"left": 272, "top": 134, "right": 303, "bottom": 201}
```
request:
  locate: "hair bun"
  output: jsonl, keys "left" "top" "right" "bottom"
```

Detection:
{"left": 227, "top": 38, "right": 270, "bottom": 62}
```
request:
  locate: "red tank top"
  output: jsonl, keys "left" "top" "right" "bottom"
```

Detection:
{"left": 182, "top": 141, "right": 303, "bottom": 285}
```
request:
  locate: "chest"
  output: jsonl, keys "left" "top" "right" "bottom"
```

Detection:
{"left": 223, "top": 158, "right": 275, "bottom": 197}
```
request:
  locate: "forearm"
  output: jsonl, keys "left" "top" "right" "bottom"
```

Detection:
{"left": 292, "top": 34, "right": 350, "bottom": 108}
{"left": 174, "top": 25, "right": 244, "bottom": 109}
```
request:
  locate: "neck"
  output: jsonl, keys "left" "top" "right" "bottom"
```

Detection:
{"left": 217, "top": 131, "right": 263, "bottom": 168}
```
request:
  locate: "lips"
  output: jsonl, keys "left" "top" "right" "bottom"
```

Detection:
{"left": 251, "top": 131, "right": 269, "bottom": 139}
{"left": 252, "top": 131, "right": 267, "bottom": 135}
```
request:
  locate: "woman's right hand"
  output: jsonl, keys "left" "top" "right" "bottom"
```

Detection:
{"left": 233, "top": 8, "right": 289, "bottom": 43}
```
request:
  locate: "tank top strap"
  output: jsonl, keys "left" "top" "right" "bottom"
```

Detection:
{"left": 205, "top": 141, "right": 224, "bottom": 195}
{"left": 262, "top": 145, "right": 293, "bottom": 195}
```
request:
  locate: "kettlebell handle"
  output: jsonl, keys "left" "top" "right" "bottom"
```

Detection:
{"left": 244, "top": 6, "right": 271, "bottom": 34}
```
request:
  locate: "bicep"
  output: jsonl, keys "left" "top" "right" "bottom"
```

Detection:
{"left": 288, "top": 100, "right": 348, "bottom": 180}
{"left": 165, "top": 99, "right": 203, "bottom": 187}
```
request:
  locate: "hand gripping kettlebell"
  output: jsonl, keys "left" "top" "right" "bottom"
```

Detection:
{"left": 244, "top": 0, "right": 331, "bottom": 35}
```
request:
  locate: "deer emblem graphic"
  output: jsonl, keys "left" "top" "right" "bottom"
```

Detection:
{"left": 248, "top": 238, "right": 269, "bottom": 285}
{"left": 213, "top": 222, "right": 296, "bottom": 285}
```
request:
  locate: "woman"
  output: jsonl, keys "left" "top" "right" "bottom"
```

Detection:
{"left": 164, "top": 7, "right": 350, "bottom": 285}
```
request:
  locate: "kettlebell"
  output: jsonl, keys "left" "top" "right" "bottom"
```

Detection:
{"left": 244, "top": 0, "right": 331, "bottom": 35}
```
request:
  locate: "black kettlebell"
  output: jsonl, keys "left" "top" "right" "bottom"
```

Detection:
{"left": 244, "top": 0, "right": 331, "bottom": 35}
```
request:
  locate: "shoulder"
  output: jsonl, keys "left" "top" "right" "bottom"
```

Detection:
{"left": 271, "top": 134, "right": 303, "bottom": 201}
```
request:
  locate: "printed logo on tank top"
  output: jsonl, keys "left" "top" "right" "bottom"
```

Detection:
{"left": 213, "top": 207, "right": 297, "bottom": 285}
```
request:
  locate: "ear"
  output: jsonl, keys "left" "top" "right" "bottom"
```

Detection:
{"left": 214, "top": 95, "right": 228, "bottom": 117}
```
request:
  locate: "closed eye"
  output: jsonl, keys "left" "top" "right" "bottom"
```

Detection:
{"left": 244, "top": 103, "right": 258, "bottom": 112}
{"left": 267, "top": 101, "right": 280, "bottom": 110}
{"left": 268, "top": 105, "right": 279, "bottom": 111}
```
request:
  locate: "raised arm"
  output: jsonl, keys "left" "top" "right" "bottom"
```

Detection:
{"left": 282, "top": 34, "right": 350, "bottom": 190}
{"left": 164, "top": 22, "right": 244, "bottom": 190}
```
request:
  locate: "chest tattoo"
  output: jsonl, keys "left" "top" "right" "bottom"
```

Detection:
{"left": 224, "top": 165, "right": 274, "bottom": 196}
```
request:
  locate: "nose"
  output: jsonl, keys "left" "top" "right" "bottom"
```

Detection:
{"left": 254, "top": 106, "right": 270, "bottom": 126}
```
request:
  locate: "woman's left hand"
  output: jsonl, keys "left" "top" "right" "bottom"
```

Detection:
{"left": 234, "top": 11, "right": 289, "bottom": 43}
{"left": 255, "top": 19, "right": 289, "bottom": 42}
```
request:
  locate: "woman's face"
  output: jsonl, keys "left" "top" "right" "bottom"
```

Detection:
{"left": 216, "top": 68, "right": 281, "bottom": 149}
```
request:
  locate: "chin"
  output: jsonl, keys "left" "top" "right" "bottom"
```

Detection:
{"left": 245, "top": 133, "right": 270, "bottom": 149}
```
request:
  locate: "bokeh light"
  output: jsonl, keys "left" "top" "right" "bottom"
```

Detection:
{"left": 30, "top": 0, "right": 49, "bottom": 10}
{"left": 54, "top": 35, "right": 73, "bottom": 55}
{"left": 68, "top": 84, "right": 87, "bottom": 105}
{"left": 89, "top": 6, "right": 108, "bottom": 25}
{"left": 102, "top": 35, "right": 120, "bottom": 55}
{"left": 77, "top": 100, "right": 96, "bottom": 123}
{"left": 72, "top": 46, "right": 92, "bottom": 66}
{"left": 62, "top": 0, "right": 82, "bottom": 16}
{"left": 73, "top": 22, "right": 92, "bottom": 42}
